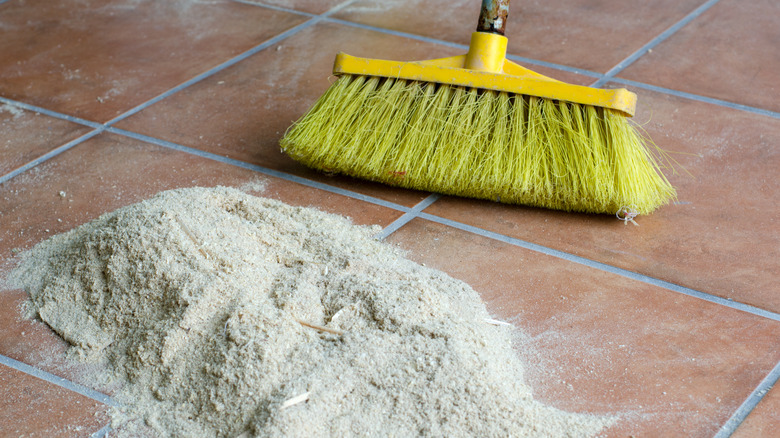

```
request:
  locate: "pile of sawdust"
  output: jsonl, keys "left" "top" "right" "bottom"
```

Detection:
{"left": 9, "top": 186, "right": 613, "bottom": 437}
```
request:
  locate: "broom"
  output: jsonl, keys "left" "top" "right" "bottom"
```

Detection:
{"left": 281, "top": 0, "right": 676, "bottom": 215}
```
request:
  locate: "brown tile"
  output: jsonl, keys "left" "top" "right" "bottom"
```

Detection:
{"left": 114, "top": 21, "right": 595, "bottom": 207}
{"left": 0, "top": 132, "right": 403, "bottom": 257}
{"left": 333, "top": 0, "right": 705, "bottom": 73}
{"left": 387, "top": 218, "right": 780, "bottom": 437}
{"left": 240, "top": 0, "right": 347, "bottom": 15}
{"left": 0, "top": 105, "right": 91, "bottom": 176}
{"left": 0, "top": 363, "right": 109, "bottom": 438}
{"left": 732, "top": 383, "right": 780, "bottom": 438}
{"left": 424, "top": 87, "right": 780, "bottom": 313}
{"left": 0, "top": 0, "right": 307, "bottom": 123}
{"left": 618, "top": 0, "right": 780, "bottom": 113}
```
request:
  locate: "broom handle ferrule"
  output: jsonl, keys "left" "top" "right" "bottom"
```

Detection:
{"left": 477, "top": 0, "right": 510, "bottom": 35}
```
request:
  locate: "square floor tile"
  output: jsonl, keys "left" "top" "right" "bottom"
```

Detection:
{"left": 332, "top": 0, "right": 706, "bottom": 73}
{"left": 0, "top": 132, "right": 403, "bottom": 258}
{"left": 423, "top": 86, "right": 780, "bottom": 313}
{"left": 0, "top": 363, "right": 109, "bottom": 438}
{"left": 387, "top": 218, "right": 780, "bottom": 437}
{"left": 0, "top": 104, "right": 91, "bottom": 177}
{"left": 618, "top": 0, "right": 780, "bottom": 113}
{"left": 0, "top": 0, "right": 308, "bottom": 122}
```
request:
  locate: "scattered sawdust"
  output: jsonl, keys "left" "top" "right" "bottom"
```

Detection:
{"left": 238, "top": 177, "right": 268, "bottom": 194}
{"left": 0, "top": 103, "right": 25, "bottom": 118}
{"left": 9, "top": 186, "right": 614, "bottom": 437}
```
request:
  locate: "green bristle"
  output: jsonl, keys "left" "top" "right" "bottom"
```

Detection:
{"left": 281, "top": 75, "right": 676, "bottom": 214}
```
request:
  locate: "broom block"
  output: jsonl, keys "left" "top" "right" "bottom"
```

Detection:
{"left": 333, "top": 52, "right": 637, "bottom": 117}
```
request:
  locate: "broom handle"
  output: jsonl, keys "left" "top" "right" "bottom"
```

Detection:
{"left": 477, "top": 0, "right": 510, "bottom": 35}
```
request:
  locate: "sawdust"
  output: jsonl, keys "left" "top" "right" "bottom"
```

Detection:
{"left": 9, "top": 186, "right": 614, "bottom": 437}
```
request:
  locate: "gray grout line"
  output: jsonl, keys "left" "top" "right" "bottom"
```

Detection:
{"left": 0, "top": 353, "right": 118, "bottom": 407}
{"left": 0, "top": 128, "right": 104, "bottom": 185}
{"left": 418, "top": 212, "right": 780, "bottom": 322}
{"left": 591, "top": 0, "right": 722, "bottom": 88}
{"left": 0, "top": 96, "right": 103, "bottom": 129}
{"left": 89, "top": 425, "right": 113, "bottom": 438}
{"left": 374, "top": 194, "right": 441, "bottom": 240}
{"left": 105, "top": 127, "right": 412, "bottom": 213}
{"left": 713, "top": 359, "right": 780, "bottom": 438}
{"left": 611, "top": 77, "right": 780, "bottom": 120}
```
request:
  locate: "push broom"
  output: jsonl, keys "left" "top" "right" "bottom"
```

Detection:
{"left": 281, "top": 0, "right": 676, "bottom": 215}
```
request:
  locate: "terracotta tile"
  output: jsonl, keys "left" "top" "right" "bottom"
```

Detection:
{"left": 0, "top": 132, "right": 403, "bottom": 258}
{"left": 333, "top": 0, "right": 705, "bottom": 73}
{"left": 387, "top": 218, "right": 780, "bottom": 437}
{"left": 424, "top": 87, "right": 780, "bottom": 313}
{"left": 618, "top": 0, "right": 780, "bottom": 113}
{"left": 732, "top": 382, "right": 780, "bottom": 438}
{"left": 114, "top": 21, "right": 594, "bottom": 207}
{"left": 0, "top": 363, "right": 109, "bottom": 438}
{"left": 0, "top": 0, "right": 307, "bottom": 123}
{"left": 0, "top": 105, "right": 91, "bottom": 177}
{"left": 239, "top": 0, "right": 347, "bottom": 15}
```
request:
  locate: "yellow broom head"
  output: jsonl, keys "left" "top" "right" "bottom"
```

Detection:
{"left": 281, "top": 33, "right": 676, "bottom": 215}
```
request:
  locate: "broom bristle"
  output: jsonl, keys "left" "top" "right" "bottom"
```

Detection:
{"left": 281, "top": 75, "right": 676, "bottom": 214}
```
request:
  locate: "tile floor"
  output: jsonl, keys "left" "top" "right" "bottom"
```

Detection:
{"left": 0, "top": 0, "right": 778, "bottom": 436}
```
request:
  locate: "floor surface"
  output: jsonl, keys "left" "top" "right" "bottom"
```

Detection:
{"left": 1, "top": 0, "right": 778, "bottom": 437}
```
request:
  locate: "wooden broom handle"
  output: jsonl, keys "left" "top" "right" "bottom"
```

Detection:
{"left": 477, "top": 0, "right": 510, "bottom": 35}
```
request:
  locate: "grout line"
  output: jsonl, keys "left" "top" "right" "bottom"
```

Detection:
{"left": 713, "top": 359, "right": 780, "bottom": 438}
{"left": 105, "top": 127, "right": 412, "bottom": 213}
{"left": 374, "top": 194, "right": 441, "bottom": 240}
{"left": 89, "top": 424, "right": 113, "bottom": 438}
{"left": 0, "top": 128, "right": 103, "bottom": 185}
{"left": 591, "top": 0, "right": 722, "bottom": 88}
{"left": 417, "top": 212, "right": 780, "bottom": 322}
{"left": 0, "top": 96, "right": 103, "bottom": 129}
{"left": 0, "top": 353, "right": 119, "bottom": 407}
{"left": 610, "top": 77, "right": 780, "bottom": 120}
